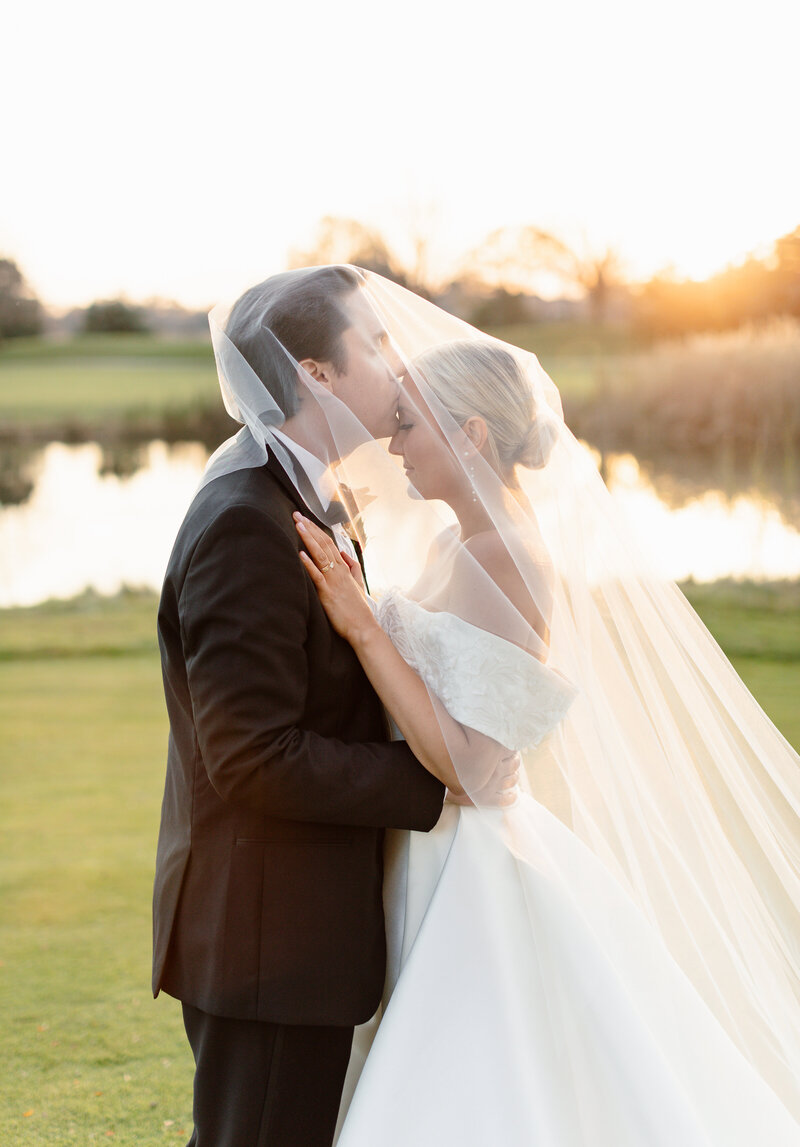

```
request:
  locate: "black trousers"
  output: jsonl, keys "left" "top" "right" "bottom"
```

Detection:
{"left": 182, "top": 1002, "right": 354, "bottom": 1147}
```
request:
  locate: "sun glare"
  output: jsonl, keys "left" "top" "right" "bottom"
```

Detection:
{"left": 2, "top": 0, "right": 798, "bottom": 306}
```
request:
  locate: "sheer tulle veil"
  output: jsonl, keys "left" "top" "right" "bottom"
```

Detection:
{"left": 204, "top": 265, "right": 800, "bottom": 1121}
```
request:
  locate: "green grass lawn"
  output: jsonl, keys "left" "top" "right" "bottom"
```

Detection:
{"left": 0, "top": 338, "right": 219, "bottom": 426}
{"left": 1, "top": 595, "right": 193, "bottom": 1145}
{"left": 1, "top": 585, "right": 798, "bottom": 1144}
{"left": 681, "top": 579, "right": 800, "bottom": 756}
{"left": 0, "top": 327, "right": 618, "bottom": 435}
{"left": 487, "top": 320, "right": 647, "bottom": 400}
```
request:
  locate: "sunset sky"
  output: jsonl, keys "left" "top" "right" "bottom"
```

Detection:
{"left": 4, "top": 0, "right": 799, "bottom": 309}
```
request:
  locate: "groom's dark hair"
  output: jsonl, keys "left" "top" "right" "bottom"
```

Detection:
{"left": 226, "top": 265, "right": 364, "bottom": 419}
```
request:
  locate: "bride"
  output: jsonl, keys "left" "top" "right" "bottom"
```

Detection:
{"left": 292, "top": 341, "right": 800, "bottom": 1141}
{"left": 211, "top": 268, "right": 800, "bottom": 1145}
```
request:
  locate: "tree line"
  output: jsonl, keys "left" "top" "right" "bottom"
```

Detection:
{"left": 288, "top": 216, "right": 800, "bottom": 337}
{"left": 2, "top": 218, "right": 799, "bottom": 342}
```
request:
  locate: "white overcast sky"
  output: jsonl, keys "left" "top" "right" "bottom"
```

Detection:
{"left": 3, "top": 0, "right": 799, "bottom": 308}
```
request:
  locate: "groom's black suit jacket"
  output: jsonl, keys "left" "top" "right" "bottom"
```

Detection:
{"left": 152, "top": 452, "right": 444, "bottom": 1027}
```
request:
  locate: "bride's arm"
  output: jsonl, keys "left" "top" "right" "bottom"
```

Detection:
{"left": 295, "top": 515, "right": 517, "bottom": 800}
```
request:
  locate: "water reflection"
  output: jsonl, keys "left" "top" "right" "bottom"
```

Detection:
{"left": 0, "top": 444, "right": 37, "bottom": 506}
{"left": 602, "top": 453, "right": 800, "bottom": 583}
{"left": 2, "top": 441, "right": 800, "bottom": 608}
{"left": 606, "top": 448, "right": 800, "bottom": 530}
{"left": 0, "top": 442, "right": 206, "bottom": 608}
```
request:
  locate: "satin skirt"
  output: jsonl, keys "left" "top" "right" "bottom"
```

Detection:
{"left": 334, "top": 799, "right": 799, "bottom": 1146}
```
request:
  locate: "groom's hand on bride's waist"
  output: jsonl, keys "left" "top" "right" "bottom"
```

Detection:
{"left": 446, "top": 751, "right": 521, "bottom": 809}
{"left": 445, "top": 788, "right": 475, "bottom": 806}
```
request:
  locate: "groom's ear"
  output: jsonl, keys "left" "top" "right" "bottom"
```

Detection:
{"left": 298, "top": 358, "right": 335, "bottom": 392}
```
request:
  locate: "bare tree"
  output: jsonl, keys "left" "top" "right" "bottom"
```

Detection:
{"left": 288, "top": 217, "right": 406, "bottom": 285}
{"left": 287, "top": 214, "right": 448, "bottom": 297}
{"left": 464, "top": 226, "right": 625, "bottom": 320}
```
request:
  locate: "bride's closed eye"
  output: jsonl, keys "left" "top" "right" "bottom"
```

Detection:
{"left": 394, "top": 402, "right": 415, "bottom": 431}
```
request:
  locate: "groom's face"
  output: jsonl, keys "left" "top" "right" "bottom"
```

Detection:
{"left": 326, "top": 290, "right": 403, "bottom": 439}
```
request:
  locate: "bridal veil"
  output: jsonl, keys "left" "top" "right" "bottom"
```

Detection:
{"left": 203, "top": 266, "right": 800, "bottom": 1123}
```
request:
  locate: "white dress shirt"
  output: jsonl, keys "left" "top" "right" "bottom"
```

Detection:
{"left": 270, "top": 428, "right": 357, "bottom": 563}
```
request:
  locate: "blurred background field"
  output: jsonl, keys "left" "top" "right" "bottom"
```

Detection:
{"left": 0, "top": 336, "right": 219, "bottom": 429}
{"left": 2, "top": 585, "right": 799, "bottom": 1142}
{"left": 0, "top": 321, "right": 606, "bottom": 435}
{"left": 4, "top": 317, "right": 800, "bottom": 497}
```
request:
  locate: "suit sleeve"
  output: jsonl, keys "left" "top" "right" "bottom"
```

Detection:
{"left": 180, "top": 503, "right": 445, "bottom": 829}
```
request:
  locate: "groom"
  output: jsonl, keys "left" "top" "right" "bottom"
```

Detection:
{"left": 152, "top": 266, "right": 446, "bottom": 1146}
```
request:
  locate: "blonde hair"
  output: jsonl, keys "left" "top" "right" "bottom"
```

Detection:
{"left": 413, "top": 341, "right": 557, "bottom": 483}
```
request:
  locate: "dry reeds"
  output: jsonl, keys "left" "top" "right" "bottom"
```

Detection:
{"left": 567, "top": 318, "right": 800, "bottom": 463}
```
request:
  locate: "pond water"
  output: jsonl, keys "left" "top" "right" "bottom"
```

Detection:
{"left": 2, "top": 441, "right": 800, "bottom": 608}
{"left": 0, "top": 442, "right": 206, "bottom": 608}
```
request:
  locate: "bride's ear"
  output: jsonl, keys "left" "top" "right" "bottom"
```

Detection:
{"left": 462, "top": 415, "right": 489, "bottom": 453}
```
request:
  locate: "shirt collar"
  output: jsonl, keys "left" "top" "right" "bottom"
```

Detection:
{"left": 270, "top": 427, "right": 336, "bottom": 511}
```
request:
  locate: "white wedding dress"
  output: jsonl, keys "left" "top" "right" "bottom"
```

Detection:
{"left": 334, "top": 589, "right": 800, "bottom": 1147}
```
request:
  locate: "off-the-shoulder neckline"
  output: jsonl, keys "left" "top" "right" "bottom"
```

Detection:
{"left": 377, "top": 587, "right": 572, "bottom": 687}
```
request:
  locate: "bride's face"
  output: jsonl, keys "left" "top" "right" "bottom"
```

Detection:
{"left": 388, "top": 374, "right": 469, "bottom": 502}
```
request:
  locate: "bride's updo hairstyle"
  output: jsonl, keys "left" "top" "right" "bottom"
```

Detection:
{"left": 414, "top": 340, "right": 557, "bottom": 486}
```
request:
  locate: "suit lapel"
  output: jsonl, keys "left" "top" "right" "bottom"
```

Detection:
{"left": 263, "top": 451, "right": 331, "bottom": 535}
{"left": 351, "top": 537, "right": 369, "bottom": 593}
{"left": 263, "top": 450, "right": 371, "bottom": 594}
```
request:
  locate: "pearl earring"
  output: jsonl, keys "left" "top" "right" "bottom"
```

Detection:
{"left": 463, "top": 449, "right": 478, "bottom": 503}
{"left": 463, "top": 448, "right": 478, "bottom": 502}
